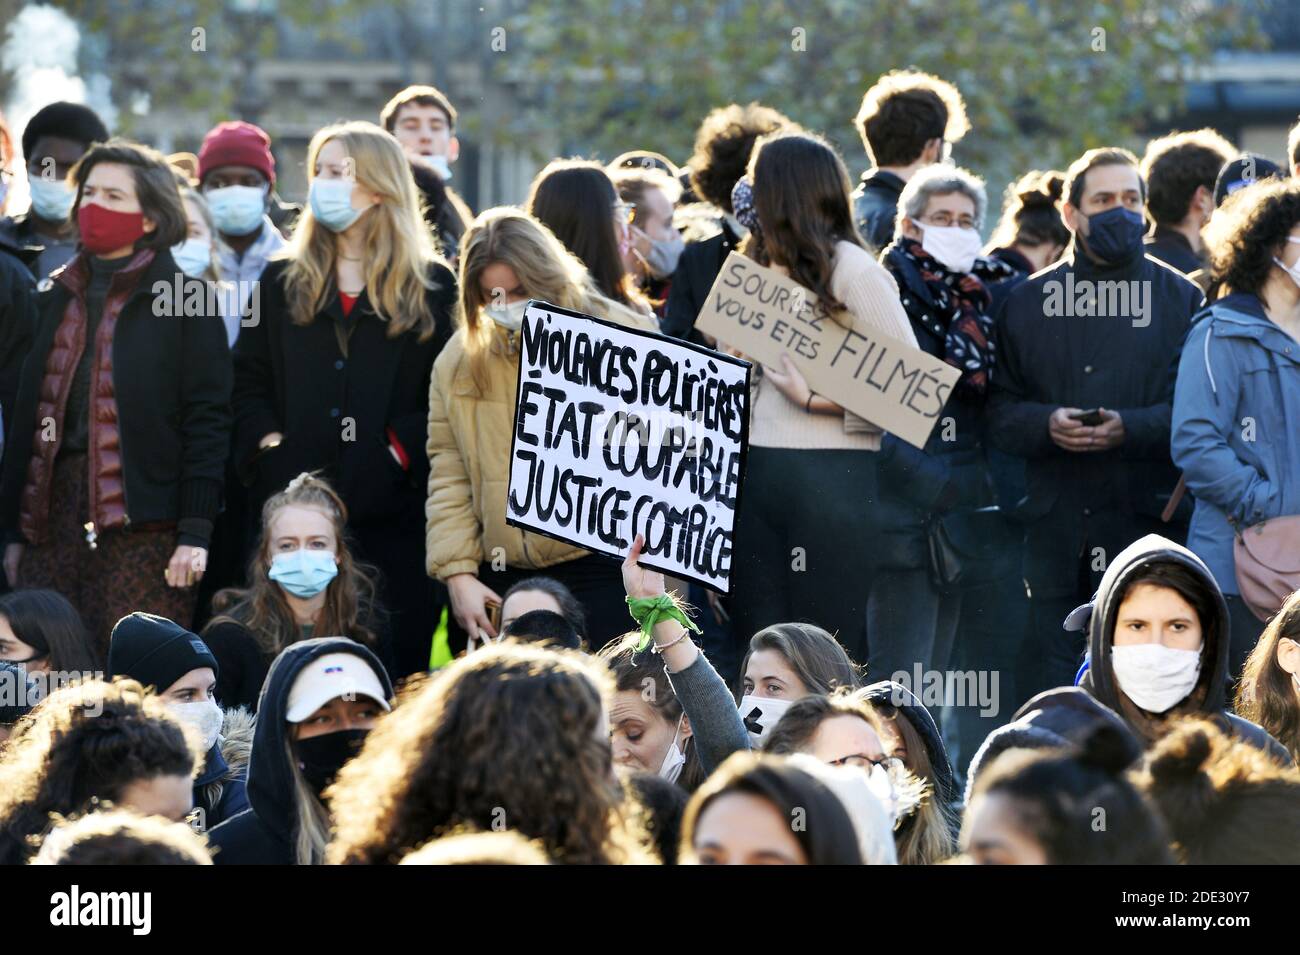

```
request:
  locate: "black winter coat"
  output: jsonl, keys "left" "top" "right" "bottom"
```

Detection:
{"left": 0, "top": 248, "right": 231, "bottom": 546}
{"left": 661, "top": 217, "right": 742, "bottom": 346}
{"left": 851, "top": 169, "right": 905, "bottom": 252}
{"left": 0, "top": 247, "right": 36, "bottom": 443}
{"left": 207, "top": 637, "right": 393, "bottom": 865}
{"left": 230, "top": 258, "right": 456, "bottom": 525}
{"left": 988, "top": 251, "right": 1202, "bottom": 527}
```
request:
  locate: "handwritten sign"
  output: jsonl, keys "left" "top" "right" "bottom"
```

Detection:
{"left": 506, "top": 301, "right": 751, "bottom": 593}
{"left": 696, "top": 252, "right": 958, "bottom": 449}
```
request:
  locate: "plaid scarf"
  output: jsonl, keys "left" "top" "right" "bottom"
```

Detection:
{"left": 885, "top": 237, "right": 1011, "bottom": 397}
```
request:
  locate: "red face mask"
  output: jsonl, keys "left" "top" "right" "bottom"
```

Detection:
{"left": 77, "top": 202, "right": 147, "bottom": 256}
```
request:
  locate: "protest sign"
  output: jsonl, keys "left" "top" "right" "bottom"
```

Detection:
{"left": 506, "top": 301, "right": 751, "bottom": 593}
{"left": 695, "top": 251, "right": 959, "bottom": 449}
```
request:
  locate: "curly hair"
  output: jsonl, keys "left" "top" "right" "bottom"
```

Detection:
{"left": 205, "top": 472, "right": 381, "bottom": 658}
{"left": 686, "top": 102, "right": 791, "bottom": 213}
{"left": 326, "top": 641, "right": 652, "bottom": 865}
{"left": 1135, "top": 718, "right": 1300, "bottom": 864}
{"left": 854, "top": 70, "right": 969, "bottom": 168}
{"left": 0, "top": 678, "right": 199, "bottom": 864}
{"left": 1140, "top": 128, "right": 1235, "bottom": 226}
{"left": 1204, "top": 177, "right": 1300, "bottom": 297}
{"left": 32, "top": 808, "right": 212, "bottom": 865}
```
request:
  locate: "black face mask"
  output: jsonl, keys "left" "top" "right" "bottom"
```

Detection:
{"left": 295, "top": 728, "right": 368, "bottom": 795}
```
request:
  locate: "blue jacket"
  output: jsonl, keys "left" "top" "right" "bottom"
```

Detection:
{"left": 1172, "top": 293, "right": 1300, "bottom": 595}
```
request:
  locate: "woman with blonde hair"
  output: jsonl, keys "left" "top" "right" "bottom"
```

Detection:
{"left": 202, "top": 472, "right": 387, "bottom": 710}
{"left": 232, "top": 121, "right": 457, "bottom": 679}
{"left": 425, "top": 206, "right": 654, "bottom": 651}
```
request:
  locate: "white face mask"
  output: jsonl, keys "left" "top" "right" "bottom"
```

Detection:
{"left": 738, "top": 694, "right": 794, "bottom": 746}
{"left": 1111, "top": 643, "right": 1203, "bottom": 714}
{"left": 918, "top": 222, "right": 983, "bottom": 274}
{"left": 485, "top": 299, "right": 528, "bottom": 330}
{"left": 425, "top": 154, "right": 453, "bottom": 182}
{"left": 1272, "top": 237, "right": 1300, "bottom": 288}
{"left": 171, "top": 698, "right": 223, "bottom": 751}
{"left": 657, "top": 715, "right": 686, "bottom": 783}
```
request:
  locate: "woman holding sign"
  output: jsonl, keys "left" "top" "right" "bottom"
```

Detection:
{"left": 230, "top": 121, "right": 456, "bottom": 679}
{"left": 724, "top": 131, "right": 922, "bottom": 671}
{"left": 425, "top": 207, "right": 655, "bottom": 651}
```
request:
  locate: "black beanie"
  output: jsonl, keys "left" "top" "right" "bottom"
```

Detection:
{"left": 107, "top": 612, "right": 218, "bottom": 694}
{"left": 21, "top": 101, "right": 110, "bottom": 162}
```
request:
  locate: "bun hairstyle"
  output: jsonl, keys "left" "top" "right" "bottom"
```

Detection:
{"left": 988, "top": 169, "right": 1070, "bottom": 252}
{"left": 967, "top": 724, "right": 1172, "bottom": 865}
{"left": 1136, "top": 718, "right": 1300, "bottom": 864}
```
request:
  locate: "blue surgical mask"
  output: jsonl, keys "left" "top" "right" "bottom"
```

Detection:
{"left": 309, "top": 178, "right": 363, "bottom": 232}
{"left": 205, "top": 184, "right": 267, "bottom": 237}
{"left": 28, "top": 177, "right": 76, "bottom": 222}
{"left": 269, "top": 549, "right": 339, "bottom": 599}
{"left": 1083, "top": 206, "right": 1145, "bottom": 266}
{"left": 171, "top": 237, "right": 212, "bottom": 278}
{"left": 426, "top": 155, "right": 452, "bottom": 182}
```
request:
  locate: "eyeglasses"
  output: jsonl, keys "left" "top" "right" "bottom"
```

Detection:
{"left": 828, "top": 754, "right": 905, "bottom": 774}
{"left": 612, "top": 201, "right": 635, "bottom": 225}
{"left": 920, "top": 211, "right": 977, "bottom": 229}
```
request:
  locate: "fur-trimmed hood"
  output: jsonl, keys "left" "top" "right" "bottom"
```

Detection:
{"left": 219, "top": 706, "right": 255, "bottom": 781}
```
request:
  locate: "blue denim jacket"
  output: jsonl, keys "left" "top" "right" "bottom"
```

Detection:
{"left": 1172, "top": 293, "right": 1300, "bottom": 594}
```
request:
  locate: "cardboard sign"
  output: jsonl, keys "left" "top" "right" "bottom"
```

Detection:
{"left": 506, "top": 301, "right": 751, "bottom": 593}
{"left": 696, "top": 252, "right": 958, "bottom": 449}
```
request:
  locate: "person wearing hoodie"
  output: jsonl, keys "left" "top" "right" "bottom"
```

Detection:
{"left": 1172, "top": 177, "right": 1300, "bottom": 674}
{"left": 860, "top": 680, "right": 961, "bottom": 865}
{"left": 106, "top": 611, "right": 250, "bottom": 833}
{"left": 207, "top": 637, "right": 393, "bottom": 865}
{"left": 1068, "top": 533, "right": 1291, "bottom": 763}
{"left": 963, "top": 685, "right": 1144, "bottom": 808}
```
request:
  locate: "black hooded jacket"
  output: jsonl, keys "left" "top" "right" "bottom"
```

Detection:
{"left": 1074, "top": 534, "right": 1290, "bottom": 763}
{"left": 861, "top": 680, "right": 960, "bottom": 824}
{"left": 207, "top": 638, "right": 392, "bottom": 865}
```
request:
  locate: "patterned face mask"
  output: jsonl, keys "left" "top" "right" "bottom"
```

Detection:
{"left": 731, "top": 175, "right": 761, "bottom": 237}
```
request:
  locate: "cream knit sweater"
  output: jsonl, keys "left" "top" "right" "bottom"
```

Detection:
{"left": 749, "top": 240, "right": 919, "bottom": 450}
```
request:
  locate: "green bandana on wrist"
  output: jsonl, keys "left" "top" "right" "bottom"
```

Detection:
{"left": 627, "top": 594, "right": 701, "bottom": 652}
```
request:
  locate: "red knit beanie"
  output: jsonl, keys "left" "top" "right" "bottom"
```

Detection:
{"left": 198, "top": 121, "right": 276, "bottom": 184}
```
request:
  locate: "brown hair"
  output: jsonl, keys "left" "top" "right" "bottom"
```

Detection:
{"left": 742, "top": 131, "right": 865, "bottom": 314}
{"left": 327, "top": 641, "right": 652, "bottom": 865}
{"left": 398, "top": 828, "right": 551, "bottom": 865}
{"left": 1140, "top": 128, "right": 1235, "bottom": 226}
{"left": 69, "top": 139, "right": 188, "bottom": 250}
{"left": 1236, "top": 589, "right": 1300, "bottom": 761}
{"left": 0, "top": 678, "right": 199, "bottom": 864}
{"left": 739, "top": 621, "right": 862, "bottom": 700}
{"left": 854, "top": 70, "right": 969, "bottom": 168}
{"left": 1062, "top": 146, "right": 1145, "bottom": 209}
{"left": 987, "top": 169, "right": 1069, "bottom": 252}
{"left": 205, "top": 473, "right": 380, "bottom": 659}
{"left": 1204, "top": 177, "right": 1300, "bottom": 298}
{"left": 761, "top": 689, "right": 884, "bottom": 755}
{"left": 1136, "top": 718, "right": 1300, "bottom": 864}
{"left": 872, "top": 707, "right": 957, "bottom": 865}
{"left": 686, "top": 102, "right": 791, "bottom": 213}
{"left": 33, "top": 808, "right": 212, "bottom": 865}
{"left": 380, "top": 84, "right": 458, "bottom": 131}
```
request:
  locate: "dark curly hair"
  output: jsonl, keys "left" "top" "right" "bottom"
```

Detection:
{"left": 1205, "top": 177, "right": 1300, "bottom": 297}
{"left": 326, "top": 641, "right": 652, "bottom": 865}
{"left": 33, "top": 808, "right": 212, "bottom": 865}
{"left": 686, "top": 102, "right": 791, "bottom": 213}
{"left": 1141, "top": 128, "right": 1236, "bottom": 227}
{"left": 1136, "top": 718, "right": 1300, "bottom": 864}
{"left": 0, "top": 678, "right": 200, "bottom": 865}
{"left": 967, "top": 725, "right": 1173, "bottom": 865}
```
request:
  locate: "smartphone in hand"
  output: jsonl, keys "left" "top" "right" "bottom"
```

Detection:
{"left": 1070, "top": 408, "right": 1106, "bottom": 427}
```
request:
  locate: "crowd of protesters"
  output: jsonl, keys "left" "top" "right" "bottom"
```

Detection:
{"left": 0, "top": 68, "right": 1298, "bottom": 866}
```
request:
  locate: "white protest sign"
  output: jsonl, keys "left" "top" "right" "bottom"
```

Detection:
{"left": 506, "top": 301, "right": 751, "bottom": 593}
{"left": 696, "top": 252, "right": 959, "bottom": 449}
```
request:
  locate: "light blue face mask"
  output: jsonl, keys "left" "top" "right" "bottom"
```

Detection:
{"left": 309, "top": 177, "right": 363, "bottom": 232}
{"left": 205, "top": 184, "right": 267, "bottom": 237}
{"left": 171, "top": 237, "right": 212, "bottom": 278}
{"left": 269, "top": 549, "right": 339, "bottom": 599}
{"left": 28, "top": 177, "right": 76, "bottom": 222}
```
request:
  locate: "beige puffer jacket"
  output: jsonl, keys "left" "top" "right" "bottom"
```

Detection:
{"left": 425, "top": 304, "right": 655, "bottom": 581}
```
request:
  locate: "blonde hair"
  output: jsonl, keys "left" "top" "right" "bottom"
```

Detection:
{"left": 282, "top": 121, "right": 444, "bottom": 340}
{"left": 178, "top": 188, "right": 222, "bottom": 282}
{"left": 288, "top": 738, "right": 331, "bottom": 865}
{"left": 456, "top": 206, "right": 644, "bottom": 392}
